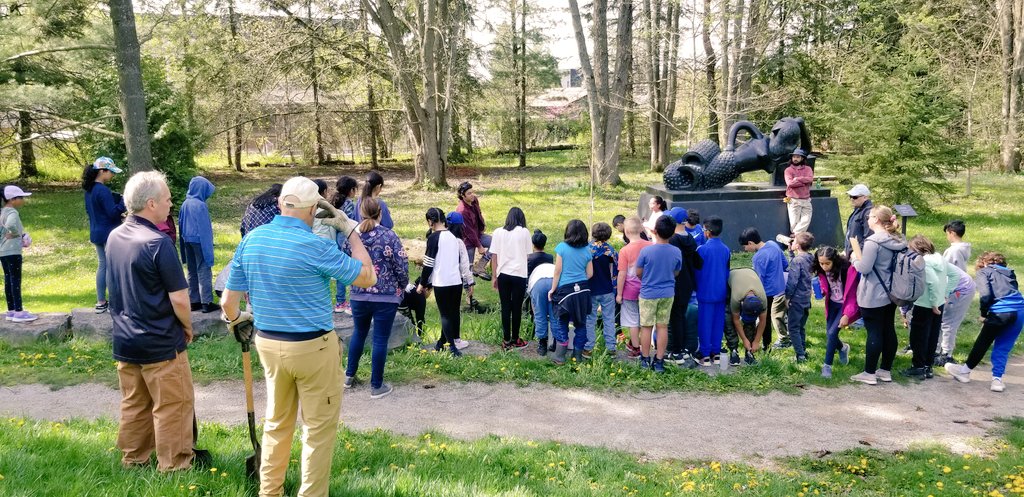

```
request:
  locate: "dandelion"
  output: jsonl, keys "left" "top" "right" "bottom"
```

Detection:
{"left": 943, "top": 466, "right": 952, "bottom": 474}
{"left": 210, "top": 467, "right": 218, "bottom": 473}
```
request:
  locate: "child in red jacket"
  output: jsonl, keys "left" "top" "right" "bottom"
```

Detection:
{"left": 813, "top": 246, "right": 861, "bottom": 378}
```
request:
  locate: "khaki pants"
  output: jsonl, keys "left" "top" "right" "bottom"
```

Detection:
{"left": 771, "top": 294, "right": 790, "bottom": 343}
{"left": 116, "top": 350, "right": 196, "bottom": 472}
{"left": 787, "top": 197, "right": 812, "bottom": 234}
{"left": 256, "top": 333, "right": 343, "bottom": 497}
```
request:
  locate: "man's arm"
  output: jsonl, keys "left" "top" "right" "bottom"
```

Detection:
{"left": 753, "top": 311, "right": 767, "bottom": 350}
{"left": 347, "top": 232, "right": 377, "bottom": 288}
{"left": 731, "top": 312, "right": 750, "bottom": 351}
{"left": 168, "top": 289, "right": 194, "bottom": 344}
{"left": 221, "top": 288, "right": 245, "bottom": 322}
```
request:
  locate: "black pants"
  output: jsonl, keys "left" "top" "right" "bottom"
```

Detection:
{"left": 862, "top": 303, "right": 898, "bottom": 374}
{"left": 667, "top": 293, "right": 690, "bottom": 354}
{"left": 763, "top": 295, "right": 776, "bottom": 349}
{"left": 909, "top": 304, "right": 943, "bottom": 368}
{"left": 399, "top": 290, "right": 427, "bottom": 337}
{"left": 497, "top": 274, "right": 527, "bottom": 343}
{"left": 1, "top": 254, "right": 23, "bottom": 312}
{"left": 433, "top": 285, "right": 462, "bottom": 346}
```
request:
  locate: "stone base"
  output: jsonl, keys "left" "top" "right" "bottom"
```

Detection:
{"left": 639, "top": 183, "right": 843, "bottom": 252}
{"left": 0, "top": 313, "right": 71, "bottom": 345}
{"left": 70, "top": 308, "right": 229, "bottom": 341}
{"left": 335, "top": 312, "right": 420, "bottom": 351}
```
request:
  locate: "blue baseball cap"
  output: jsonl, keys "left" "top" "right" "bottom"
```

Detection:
{"left": 668, "top": 206, "right": 689, "bottom": 224}
{"left": 740, "top": 294, "right": 765, "bottom": 322}
{"left": 792, "top": 148, "right": 808, "bottom": 158}
{"left": 93, "top": 157, "right": 123, "bottom": 174}
{"left": 446, "top": 211, "right": 464, "bottom": 225}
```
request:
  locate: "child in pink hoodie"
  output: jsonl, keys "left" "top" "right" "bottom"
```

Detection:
{"left": 813, "top": 246, "right": 861, "bottom": 378}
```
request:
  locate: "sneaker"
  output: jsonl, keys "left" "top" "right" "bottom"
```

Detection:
{"left": 4, "top": 311, "right": 14, "bottom": 321}
{"left": 639, "top": 356, "right": 652, "bottom": 369}
{"left": 9, "top": 311, "right": 38, "bottom": 323}
{"left": 773, "top": 340, "right": 793, "bottom": 349}
{"left": 450, "top": 344, "right": 463, "bottom": 358}
{"left": 701, "top": 357, "right": 712, "bottom": 367}
{"left": 512, "top": 338, "right": 529, "bottom": 350}
{"left": 901, "top": 366, "right": 927, "bottom": 378}
{"left": 582, "top": 349, "right": 592, "bottom": 359}
{"left": 925, "top": 366, "right": 934, "bottom": 379}
{"left": 370, "top": 383, "right": 393, "bottom": 399}
{"left": 334, "top": 302, "right": 350, "bottom": 314}
{"left": 943, "top": 354, "right": 959, "bottom": 365}
{"left": 190, "top": 302, "right": 203, "bottom": 311}
{"left": 536, "top": 338, "right": 548, "bottom": 356}
{"left": 652, "top": 358, "right": 666, "bottom": 373}
{"left": 775, "top": 234, "right": 793, "bottom": 246}
{"left": 94, "top": 302, "right": 109, "bottom": 314}
{"left": 626, "top": 343, "right": 641, "bottom": 358}
{"left": 729, "top": 350, "right": 741, "bottom": 366}
{"left": 473, "top": 270, "right": 492, "bottom": 282}
{"left": 944, "top": 362, "right": 971, "bottom": 383}
{"left": 839, "top": 343, "right": 850, "bottom": 365}
{"left": 667, "top": 352, "right": 684, "bottom": 364}
{"left": 712, "top": 354, "right": 721, "bottom": 365}
{"left": 201, "top": 302, "right": 221, "bottom": 313}
{"left": 876, "top": 369, "right": 893, "bottom": 382}
{"left": 344, "top": 376, "right": 357, "bottom": 389}
{"left": 744, "top": 351, "right": 756, "bottom": 365}
{"left": 850, "top": 371, "right": 878, "bottom": 385}
{"left": 501, "top": 341, "right": 512, "bottom": 351}
{"left": 681, "top": 355, "right": 700, "bottom": 369}
{"left": 796, "top": 355, "right": 808, "bottom": 363}
{"left": 821, "top": 364, "right": 833, "bottom": 378}
{"left": 454, "top": 338, "right": 470, "bottom": 350}
{"left": 899, "top": 344, "right": 913, "bottom": 356}
{"left": 991, "top": 377, "right": 1006, "bottom": 392}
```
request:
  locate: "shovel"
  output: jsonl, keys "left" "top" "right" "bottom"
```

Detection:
{"left": 237, "top": 321, "right": 262, "bottom": 481}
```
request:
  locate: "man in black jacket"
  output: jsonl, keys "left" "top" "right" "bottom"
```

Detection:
{"left": 844, "top": 184, "right": 874, "bottom": 257}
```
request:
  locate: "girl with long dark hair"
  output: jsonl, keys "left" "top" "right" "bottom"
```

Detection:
{"left": 240, "top": 183, "right": 282, "bottom": 237}
{"left": 812, "top": 246, "right": 860, "bottom": 378}
{"left": 82, "top": 157, "right": 126, "bottom": 313}
{"left": 416, "top": 208, "right": 472, "bottom": 356}
{"left": 354, "top": 171, "right": 393, "bottom": 228}
{"left": 489, "top": 207, "right": 532, "bottom": 350}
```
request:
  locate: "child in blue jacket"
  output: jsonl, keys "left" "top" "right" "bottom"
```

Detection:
{"left": 694, "top": 216, "right": 730, "bottom": 365}
{"left": 785, "top": 232, "right": 815, "bottom": 362}
{"left": 179, "top": 176, "right": 218, "bottom": 313}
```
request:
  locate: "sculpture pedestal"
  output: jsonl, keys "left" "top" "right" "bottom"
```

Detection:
{"left": 639, "top": 183, "right": 843, "bottom": 252}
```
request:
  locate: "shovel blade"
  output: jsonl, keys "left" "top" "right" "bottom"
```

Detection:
{"left": 245, "top": 447, "right": 261, "bottom": 481}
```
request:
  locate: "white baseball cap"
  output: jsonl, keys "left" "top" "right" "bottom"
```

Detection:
{"left": 3, "top": 185, "right": 32, "bottom": 199}
{"left": 846, "top": 184, "right": 870, "bottom": 197}
{"left": 279, "top": 177, "right": 321, "bottom": 209}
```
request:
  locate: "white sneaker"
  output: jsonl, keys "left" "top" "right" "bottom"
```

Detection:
{"left": 876, "top": 369, "right": 893, "bottom": 382}
{"left": 991, "top": 377, "right": 1006, "bottom": 392}
{"left": 454, "top": 339, "right": 470, "bottom": 350}
{"left": 850, "top": 371, "right": 878, "bottom": 385}
{"left": 944, "top": 362, "right": 971, "bottom": 383}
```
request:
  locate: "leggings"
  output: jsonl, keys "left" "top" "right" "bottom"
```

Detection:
{"left": 94, "top": 243, "right": 107, "bottom": 302}
{"left": 433, "top": 285, "right": 463, "bottom": 347}
{"left": 965, "top": 310, "right": 1024, "bottom": 378}
{"left": 497, "top": 274, "right": 527, "bottom": 343}
{"left": 861, "top": 303, "right": 898, "bottom": 374}
{"left": 1, "top": 254, "right": 23, "bottom": 312}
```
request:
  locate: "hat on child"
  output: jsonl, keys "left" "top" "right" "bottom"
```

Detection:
{"left": 279, "top": 177, "right": 321, "bottom": 209}
{"left": 3, "top": 185, "right": 32, "bottom": 199}
{"left": 446, "top": 211, "right": 464, "bottom": 225}
{"left": 92, "top": 157, "right": 123, "bottom": 174}
{"left": 668, "top": 207, "right": 689, "bottom": 224}
{"left": 739, "top": 294, "right": 764, "bottom": 322}
{"left": 792, "top": 148, "right": 808, "bottom": 158}
{"left": 846, "top": 184, "right": 871, "bottom": 197}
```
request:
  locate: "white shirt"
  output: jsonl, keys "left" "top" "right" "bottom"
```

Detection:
{"left": 643, "top": 210, "right": 665, "bottom": 237}
{"left": 528, "top": 263, "right": 555, "bottom": 293}
{"left": 490, "top": 226, "right": 532, "bottom": 278}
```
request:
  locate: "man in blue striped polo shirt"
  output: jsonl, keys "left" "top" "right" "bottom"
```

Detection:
{"left": 221, "top": 176, "right": 376, "bottom": 497}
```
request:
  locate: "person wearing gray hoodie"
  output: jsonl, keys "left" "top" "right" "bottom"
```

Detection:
{"left": 849, "top": 205, "right": 907, "bottom": 385}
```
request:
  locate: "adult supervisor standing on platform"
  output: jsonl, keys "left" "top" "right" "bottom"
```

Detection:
{"left": 220, "top": 176, "right": 376, "bottom": 497}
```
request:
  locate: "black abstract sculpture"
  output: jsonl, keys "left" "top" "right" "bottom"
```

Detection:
{"left": 663, "top": 117, "right": 813, "bottom": 191}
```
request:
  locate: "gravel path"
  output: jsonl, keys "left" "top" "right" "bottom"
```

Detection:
{"left": 2, "top": 357, "right": 1021, "bottom": 464}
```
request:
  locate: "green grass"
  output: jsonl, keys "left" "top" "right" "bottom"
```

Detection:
{"left": 1, "top": 416, "right": 1024, "bottom": 496}
{"left": 0, "top": 150, "right": 1019, "bottom": 393}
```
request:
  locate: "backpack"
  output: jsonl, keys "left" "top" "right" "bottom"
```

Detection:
{"left": 871, "top": 244, "right": 926, "bottom": 307}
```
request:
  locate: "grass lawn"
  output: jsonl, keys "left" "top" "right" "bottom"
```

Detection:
{"left": 0, "top": 151, "right": 1021, "bottom": 393}
{"left": 1, "top": 415, "right": 1023, "bottom": 497}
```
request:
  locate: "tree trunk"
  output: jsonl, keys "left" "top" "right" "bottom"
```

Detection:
{"left": 717, "top": 0, "right": 731, "bottom": 144}
{"left": 226, "top": 129, "right": 233, "bottom": 168}
{"left": 108, "top": 0, "right": 153, "bottom": 172}
{"left": 568, "top": 0, "right": 631, "bottom": 185}
{"left": 999, "top": 0, "right": 1022, "bottom": 173}
{"left": 362, "top": 6, "right": 379, "bottom": 168}
{"left": 308, "top": 1, "right": 325, "bottom": 166}
{"left": 702, "top": 0, "right": 719, "bottom": 143}
{"left": 734, "top": 0, "right": 765, "bottom": 122}
{"left": 228, "top": 0, "right": 243, "bottom": 172}
{"left": 12, "top": 65, "right": 38, "bottom": 178}
{"left": 518, "top": 0, "right": 527, "bottom": 168}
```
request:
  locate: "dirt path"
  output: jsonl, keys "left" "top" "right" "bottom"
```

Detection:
{"left": 3, "top": 358, "right": 1022, "bottom": 464}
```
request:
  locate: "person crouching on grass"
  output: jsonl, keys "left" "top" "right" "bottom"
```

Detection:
{"left": 635, "top": 216, "right": 682, "bottom": 373}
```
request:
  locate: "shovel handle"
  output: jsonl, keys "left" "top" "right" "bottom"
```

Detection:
{"left": 242, "top": 350, "right": 255, "bottom": 413}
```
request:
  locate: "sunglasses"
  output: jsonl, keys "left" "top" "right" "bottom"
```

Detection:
{"left": 849, "top": 195, "right": 863, "bottom": 200}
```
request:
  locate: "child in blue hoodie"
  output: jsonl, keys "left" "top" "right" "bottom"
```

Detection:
{"left": 179, "top": 176, "right": 218, "bottom": 313}
{"left": 694, "top": 216, "right": 729, "bottom": 365}
{"left": 785, "top": 232, "right": 815, "bottom": 362}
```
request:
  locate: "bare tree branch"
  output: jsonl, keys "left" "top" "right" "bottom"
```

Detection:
{"left": 3, "top": 44, "right": 113, "bottom": 64}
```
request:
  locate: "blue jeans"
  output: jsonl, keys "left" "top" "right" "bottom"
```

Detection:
{"left": 788, "top": 301, "right": 810, "bottom": 358}
{"left": 530, "top": 278, "right": 554, "bottom": 339}
{"left": 336, "top": 284, "right": 347, "bottom": 304}
{"left": 94, "top": 243, "right": 107, "bottom": 302}
{"left": 586, "top": 292, "right": 617, "bottom": 351}
{"left": 823, "top": 299, "right": 845, "bottom": 366}
{"left": 346, "top": 300, "right": 399, "bottom": 389}
{"left": 184, "top": 242, "right": 213, "bottom": 304}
